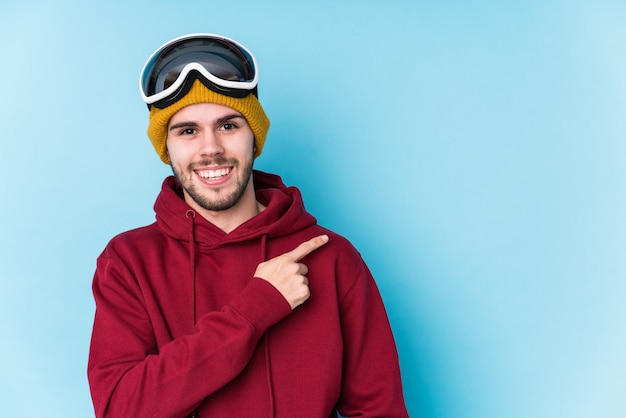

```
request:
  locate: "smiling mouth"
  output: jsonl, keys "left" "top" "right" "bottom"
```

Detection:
{"left": 196, "top": 167, "right": 232, "bottom": 180}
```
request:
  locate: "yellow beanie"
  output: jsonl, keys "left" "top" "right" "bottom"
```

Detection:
{"left": 147, "top": 79, "right": 270, "bottom": 164}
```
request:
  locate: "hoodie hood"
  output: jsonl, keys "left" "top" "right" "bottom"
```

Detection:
{"left": 154, "top": 170, "right": 317, "bottom": 247}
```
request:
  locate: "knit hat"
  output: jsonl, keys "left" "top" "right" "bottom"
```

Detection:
{"left": 147, "top": 79, "right": 270, "bottom": 164}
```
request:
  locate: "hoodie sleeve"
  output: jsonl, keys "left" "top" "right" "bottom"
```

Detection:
{"left": 334, "top": 247, "right": 410, "bottom": 417}
{"left": 87, "top": 249, "right": 291, "bottom": 418}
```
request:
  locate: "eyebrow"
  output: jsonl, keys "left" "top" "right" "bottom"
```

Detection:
{"left": 217, "top": 113, "right": 246, "bottom": 125}
{"left": 169, "top": 121, "right": 198, "bottom": 132}
{"left": 169, "top": 114, "right": 245, "bottom": 132}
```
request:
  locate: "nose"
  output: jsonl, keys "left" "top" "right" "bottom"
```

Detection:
{"left": 199, "top": 130, "right": 224, "bottom": 157}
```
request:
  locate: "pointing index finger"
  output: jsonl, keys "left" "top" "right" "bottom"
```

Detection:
{"left": 287, "top": 235, "right": 329, "bottom": 262}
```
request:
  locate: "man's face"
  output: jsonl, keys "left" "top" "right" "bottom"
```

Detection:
{"left": 166, "top": 102, "right": 255, "bottom": 213}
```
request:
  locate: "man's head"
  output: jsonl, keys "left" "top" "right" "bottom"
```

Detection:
{"left": 140, "top": 33, "right": 270, "bottom": 164}
{"left": 165, "top": 99, "right": 256, "bottom": 213}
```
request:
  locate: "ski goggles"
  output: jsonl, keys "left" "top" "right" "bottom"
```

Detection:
{"left": 140, "top": 33, "right": 259, "bottom": 108}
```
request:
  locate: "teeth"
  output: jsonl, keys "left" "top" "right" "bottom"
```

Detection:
{"left": 198, "top": 168, "right": 230, "bottom": 180}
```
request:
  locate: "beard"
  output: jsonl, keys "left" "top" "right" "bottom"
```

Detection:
{"left": 171, "top": 154, "right": 254, "bottom": 212}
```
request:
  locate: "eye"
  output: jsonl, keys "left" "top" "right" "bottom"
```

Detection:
{"left": 221, "top": 122, "right": 237, "bottom": 131}
{"left": 179, "top": 128, "right": 196, "bottom": 136}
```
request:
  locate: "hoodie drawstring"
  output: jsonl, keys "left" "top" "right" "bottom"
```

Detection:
{"left": 186, "top": 210, "right": 199, "bottom": 418}
{"left": 260, "top": 234, "right": 276, "bottom": 417}
{"left": 264, "top": 334, "right": 275, "bottom": 417}
{"left": 186, "top": 210, "right": 198, "bottom": 328}
{"left": 260, "top": 234, "right": 268, "bottom": 262}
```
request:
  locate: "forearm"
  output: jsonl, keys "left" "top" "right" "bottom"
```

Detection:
{"left": 88, "top": 276, "right": 291, "bottom": 417}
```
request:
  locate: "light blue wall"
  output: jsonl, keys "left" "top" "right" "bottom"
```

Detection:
{"left": 1, "top": 1, "right": 625, "bottom": 417}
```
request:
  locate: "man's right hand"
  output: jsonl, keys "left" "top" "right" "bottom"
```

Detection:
{"left": 253, "top": 235, "right": 329, "bottom": 310}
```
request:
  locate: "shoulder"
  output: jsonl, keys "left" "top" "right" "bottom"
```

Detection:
{"left": 94, "top": 223, "right": 170, "bottom": 286}
{"left": 99, "top": 223, "right": 165, "bottom": 258}
{"left": 300, "top": 225, "right": 367, "bottom": 274}
{"left": 316, "top": 226, "right": 361, "bottom": 257}
{"left": 299, "top": 226, "right": 379, "bottom": 303}
{"left": 110, "top": 222, "right": 162, "bottom": 243}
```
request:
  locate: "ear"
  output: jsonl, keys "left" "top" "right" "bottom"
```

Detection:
{"left": 165, "top": 145, "right": 171, "bottom": 163}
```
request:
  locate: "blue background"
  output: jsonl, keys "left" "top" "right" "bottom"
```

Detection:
{"left": 1, "top": 1, "right": 625, "bottom": 417}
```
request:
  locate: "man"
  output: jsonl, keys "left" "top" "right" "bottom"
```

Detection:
{"left": 88, "top": 33, "right": 409, "bottom": 417}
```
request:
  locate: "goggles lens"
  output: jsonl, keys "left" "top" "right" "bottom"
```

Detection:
{"left": 140, "top": 34, "right": 258, "bottom": 107}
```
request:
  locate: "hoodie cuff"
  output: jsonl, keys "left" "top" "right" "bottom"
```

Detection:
{"left": 229, "top": 277, "right": 292, "bottom": 335}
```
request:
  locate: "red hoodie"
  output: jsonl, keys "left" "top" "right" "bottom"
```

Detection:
{"left": 88, "top": 171, "right": 408, "bottom": 417}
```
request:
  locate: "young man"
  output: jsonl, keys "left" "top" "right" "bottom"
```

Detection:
{"left": 88, "top": 33, "right": 409, "bottom": 417}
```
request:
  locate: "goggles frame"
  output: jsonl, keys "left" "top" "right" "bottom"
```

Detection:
{"left": 140, "top": 33, "right": 259, "bottom": 108}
